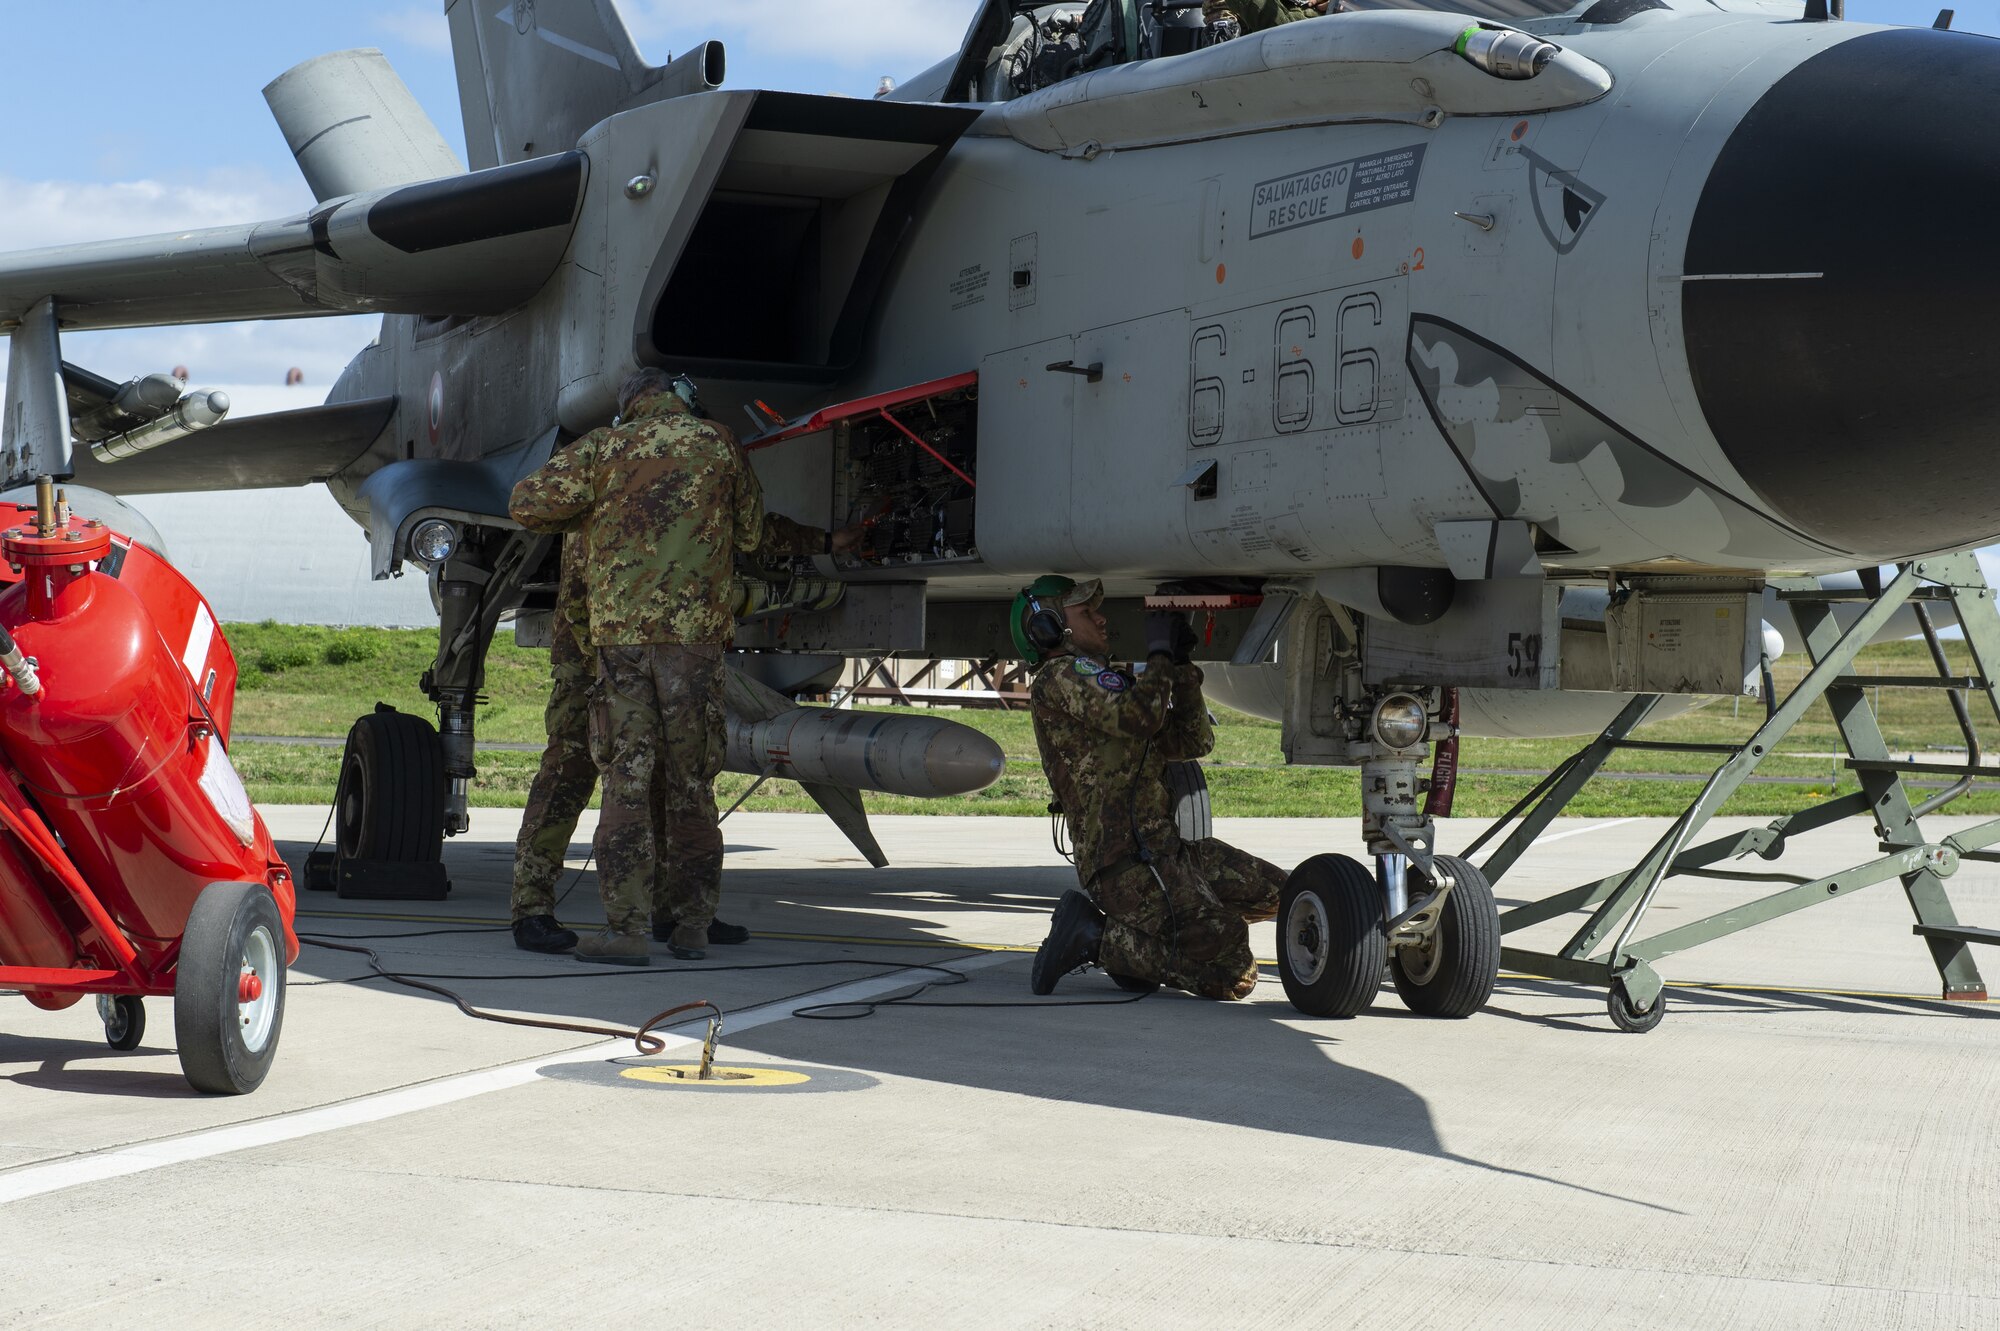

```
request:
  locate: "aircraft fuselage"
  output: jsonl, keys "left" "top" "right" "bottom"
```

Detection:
{"left": 330, "top": 7, "right": 2000, "bottom": 590}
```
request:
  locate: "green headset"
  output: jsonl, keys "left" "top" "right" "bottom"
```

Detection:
{"left": 1012, "top": 575, "right": 1083, "bottom": 664}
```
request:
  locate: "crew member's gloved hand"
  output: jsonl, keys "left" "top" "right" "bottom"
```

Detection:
{"left": 829, "top": 524, "right": 865, "bottom": 555}
{"left": 1143, "top": 610, "right": 1178, "bottom": 659}
{"left": 1170, "top": 613, "right": 1200, "bottom": 665}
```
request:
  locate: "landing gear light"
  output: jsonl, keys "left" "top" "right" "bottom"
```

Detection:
{"left": 1371, "top": 693, "right": 1429, "bottom": 750}
{"left": 410, "top": 518, "right": 458, "bottom": 565}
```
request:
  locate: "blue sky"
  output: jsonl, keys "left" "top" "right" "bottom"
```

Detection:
{"left": 0, "top": 0, "right": 1990, "bottom": 389}
{"left": 0, "top": 3, "right": 985, "bottom": 187}
{"left": 0, "top": 0, "right": 987, "bottom": 387}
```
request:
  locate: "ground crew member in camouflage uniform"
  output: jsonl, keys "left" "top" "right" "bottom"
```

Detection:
{"left": 507, "top": 532, "right": 593, "bottom": 954}
{"left": 1207, "top": 0, "right": 1330, "bottom": 33}
{"left": 510, "top": 367, "right": 851, "bottom": 964}
{"left": 1019, "top": 576, "right": 1286, "bottom": 1000}
{"left": 508, "top": 508, "right": 845, "bottom": 954}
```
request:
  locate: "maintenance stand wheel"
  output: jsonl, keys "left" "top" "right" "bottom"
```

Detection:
{"left": 1607, "top": 978, "right": 1666, "bottom": 1034}
{"left": 1163, "top": 760, "right": 1212, "bottom": 843}
{"left": 335, "top": 704, "right": 446, "bottom": 863}
{"left": 97, "top": 994, "right": 145, "bottom": 1051}
{"left": 175, "top": 881, "right": 287, "bottom": 1095}
{"left": 1277, "top": 854, "right": 1387, "bottom": 1018}
{"left": 1107, "top": 972, "right": 1161, "bottom": 995}
{"left": 1389, "top": 854, "right": 1501, "bottom": 1019}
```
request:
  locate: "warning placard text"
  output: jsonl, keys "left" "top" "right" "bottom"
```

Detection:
{"left": 1249, "top": 144, "right": 1427, "bottom": 240}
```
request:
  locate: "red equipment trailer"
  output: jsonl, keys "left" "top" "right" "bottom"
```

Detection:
{"left": 0, "top": 483, "right": 297, "bottom": 1094}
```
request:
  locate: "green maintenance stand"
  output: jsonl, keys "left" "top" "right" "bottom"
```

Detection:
{"left": 1472, "top": 553, "right": 1998, "bottom": 1031}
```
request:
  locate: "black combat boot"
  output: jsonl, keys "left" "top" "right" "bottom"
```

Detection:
{"left": 1031, "top": 890, "right": 1105, "bottom": 995}
{"left": 653, "top": 917, "right": 751, "bottom": 946}
{"left": 513, "top": 914, "right": 578, "bottom": 954}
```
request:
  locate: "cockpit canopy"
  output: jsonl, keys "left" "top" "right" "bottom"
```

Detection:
{"left": 929, "top": 0, "right": 1583, "bottom": 104}
{"left": 941, "top": 1, "right": 1201, "bottom": 104}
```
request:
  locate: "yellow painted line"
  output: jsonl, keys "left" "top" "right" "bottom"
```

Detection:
{"left": 295, "top": 910, "right": 1038, "bottom": 954}
{"left": 300, "top": 910, "right": 502, "bottom": 927}
{"left": 1653, "top": 978, "right": 1988, "bottom": 1003}
{"left": 295, "top": 910, "right": 1988, "bottom": 1003}
{"left": 1488, "top": 969, "right": 1988, "bottom": 1005}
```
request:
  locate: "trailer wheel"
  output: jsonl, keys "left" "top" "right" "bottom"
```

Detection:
{"left": 1608, "top": 978, "right": 1666, "bottom": 1034}
{"left": 1163, "top": 760, "right": 1212, "bottom": 844}
{"left": 96, "top": 994, "right": 145, "bottom": 1051}
{"left": 1277, "top": 854, "right": 1386, "bottom": 1018}
{"left": 175, "top": 882, "right": 287, "bottom": 1095}
{"left": 1389, "top": 855, "right": 1501, "bottom": 1019}
{"left": 335, "top": 705, "right": 445, "bottom": 862}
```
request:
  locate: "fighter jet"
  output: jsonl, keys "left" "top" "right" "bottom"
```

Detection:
{"left": 2, "top": 0, "right": 1994, "bottom": 1017}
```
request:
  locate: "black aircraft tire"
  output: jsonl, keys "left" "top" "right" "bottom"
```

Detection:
{"left": 1389, "top": 855, "right": 1500, "bottom": 1019}
{"left": 1163, "top": 760, "right": 1212, "bottom": 844}
{"left": 1276, "top": 854, "right": 1386, "bottom": 1018}
{"left": 174, "top": 882, "right": 287, "bottom": 1095}
{"left": 335, "top": 706, "right": 445, "bottom": 863}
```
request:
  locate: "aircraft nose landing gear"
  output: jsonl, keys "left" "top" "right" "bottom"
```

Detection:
{"left": 1275, "top": 738, "right": 1501, "bottom": 1020}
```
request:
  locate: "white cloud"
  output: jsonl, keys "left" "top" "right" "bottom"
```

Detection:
{"left": 374, "top": 6, "right": 456, "bottom": 54}
{"left": 1, "top": 317, "right": 378, "bottom": 402}
{"left": 0, "top": 168, "right": 368, "bottom": 390}
{"left": 621, "top": 0, "right": 978, "bottom": 71}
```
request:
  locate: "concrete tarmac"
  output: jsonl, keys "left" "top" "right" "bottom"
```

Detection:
{"left": 2, "top": 807, "right": 1997, "bottom": 1328}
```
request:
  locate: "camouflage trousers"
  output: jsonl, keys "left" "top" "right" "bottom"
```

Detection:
{"left": 589, "top": 643, "right": 727, "bottom": 941}
{"left": 1091, "top": 839, "right": 1285, "bottom": 1001}
{"left": 511, "top": 628, "right": 596, "bottom": 921}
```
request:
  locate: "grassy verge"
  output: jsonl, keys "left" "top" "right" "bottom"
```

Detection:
{"left": 223, "top": 624, "right": 2000, "bottom": 818}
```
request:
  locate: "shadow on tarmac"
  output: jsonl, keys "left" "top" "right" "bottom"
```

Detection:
{"left": 0, "top": 1033, "right": 201, "bottom": 1098}
{"left": 1483, "top": 975, "right": 2000, "bottom": 1034}
{"left": 262, "top": 839, "right": 1688, "bottom": 1211}
{"left": 6, "top": 822, "right": 1982, "bottom": 1216}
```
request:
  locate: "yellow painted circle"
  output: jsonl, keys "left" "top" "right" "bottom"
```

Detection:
{"left": 618, "top": 1065, "right": 812, "bottom": 1088}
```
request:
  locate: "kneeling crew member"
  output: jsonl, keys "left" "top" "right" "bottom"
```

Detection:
{"left": 1018, "top": 576, "right": 1285, "bottom": 1000}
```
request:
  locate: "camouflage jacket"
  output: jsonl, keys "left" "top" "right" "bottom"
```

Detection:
{"left": 1209, "top": 0, "right": 1317, "bottom": 34}
{"left": 551, "top": 511, "right": 828, "bottom": 651}
{"left": 512, "top": 390, "right": 765, "bottom": 646}
{"left": 1031, "top": 653, "right": 1213, "bottom": 880}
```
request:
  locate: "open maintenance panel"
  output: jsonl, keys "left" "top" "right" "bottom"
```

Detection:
{"left": 751, "top": 371, "right": 980, "bottom": 571}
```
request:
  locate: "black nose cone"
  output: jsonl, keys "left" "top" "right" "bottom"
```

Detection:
{"left": 1684, "top": 28, "right": 2000, "bottom": 557}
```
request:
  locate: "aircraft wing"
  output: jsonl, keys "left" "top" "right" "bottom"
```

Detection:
{"left": 50, "top": 358, "right": 396, "bottom": 493}
{"left": 0, "top": 222, "right": 325, "bottom": 330}
{"left": 0, "top": 154, "right": 587, "bottom": 331}
{"left": 66, "top": 397, "right": 398, "bottom": 494}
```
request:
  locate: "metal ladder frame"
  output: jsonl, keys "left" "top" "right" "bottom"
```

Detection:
{"left": 1470, "top": 553, "right": 1999, "bottom": 1019}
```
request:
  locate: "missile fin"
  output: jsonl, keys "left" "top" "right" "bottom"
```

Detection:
{"left": 722, "top": 664, "right": 798, "bottom": 724}
{"left": 800, "top": 782, "right": 889, "bottom": 869}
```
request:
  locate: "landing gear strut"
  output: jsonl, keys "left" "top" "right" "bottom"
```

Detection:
{"left": 417, "top": 530, "right": 551, "bottom": 839}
